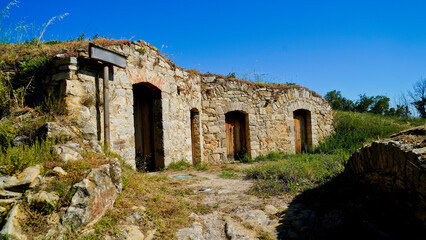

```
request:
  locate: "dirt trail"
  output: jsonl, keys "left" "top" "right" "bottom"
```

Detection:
{"left": 166, "top": 169, "right": 292, "bottom": 239}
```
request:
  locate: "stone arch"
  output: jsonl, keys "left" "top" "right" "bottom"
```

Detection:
{"left": 285, "top": 99, "right": 318, "bottom": 153}
{"left": 225, "top": 110, "right": 251, "bottom": 161}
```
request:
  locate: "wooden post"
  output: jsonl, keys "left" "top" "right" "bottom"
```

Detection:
{"left": 103, "top": 65, "right": 110, "bottom": 152}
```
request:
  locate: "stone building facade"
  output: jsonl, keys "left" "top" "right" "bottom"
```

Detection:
{"left": 46, "top": 40, "right": 334, "bottom": 170}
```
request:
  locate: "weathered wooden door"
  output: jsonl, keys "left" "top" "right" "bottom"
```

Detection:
{"left": 226, "top": 111, "right": 247, "bottom": 160}
{"left": 293, "top": 110, "right": 307, "bottom": 153}
{"left": 190, "top": 109, "right": 201, "bottom": 164}
{"left": 134, "top": 85, "right": 155, "bottom": 171}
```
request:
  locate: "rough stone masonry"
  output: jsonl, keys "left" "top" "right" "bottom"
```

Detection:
{"left": 43, "top": 40, "right": 334, "bottom": 170}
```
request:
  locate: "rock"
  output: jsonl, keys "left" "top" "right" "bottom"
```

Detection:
{"left": 89, "top": 140, "right": 103, "bottom": 153}
{"left": 117, "top": 225, "right": 145, "bottom": 240}
{"left": 238, "top": 210, "right": 277, "bottom": 233}
{"left": 109, "top": 158, "right": 122, "bottom": 192}
{"left": 0, "top": 190, "right": 23, "bottom": 199}
{"left": 131, "top": 205, "right": 146, "bottom": 212}
{"left": 0, "top": 165, "right": 42, "bottom": 191}
{"left": 224, "top": 218, "right": 255, "bottom": 240}
{"left": 26, "top": 191, "right": 59, "bottom": 210}
{"left": 264, "top": 205, "right": 279, "bottom": 215}
{"left": 176, "top": 222, "right": 205, "bottom": 240}
{"left": 36, "top": 122, "right": 76, "bottom": 141}
{"left": 61, "top": 164, "right": 119, "bottom": 229}
{"left": 0, "top": 198, "right": 19, "bottom": 205}
{"left": 0, "top": 204, "right": 27, "bottom": 240}
{"left": 13, "top": 136, "right": 31, "bottom": 146}
{"left": 81, "top": 122, "right": 97, "bottom": 140}
{"left": 122, "top": 212, "right": 143, "bottom": 225}
{"left": 200, "top": 211, "right": 226, "bottom": 240}
{"left": 53, "top": 167, "right": 68, "bottom": 176}
{"left": 54, "top": 143, "right": 82, "bottom": 162}
{"left": 145, "top": 229, "right": 156, "bottom": 240}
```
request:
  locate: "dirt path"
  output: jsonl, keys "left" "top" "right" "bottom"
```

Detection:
{"left": 165, "top": 169, "right": 292, "bottom": 240}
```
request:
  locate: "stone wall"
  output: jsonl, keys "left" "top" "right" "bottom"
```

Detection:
{"left": 46, "top": 41, "right": 203, "bottom": 169}
{"left": 43, "top": 40, "right": 334, "bottom": 169}
{"left": 201, "top": 77, "right": 334, "bottom": 163}
{"left": 345, "top": 126, "right": 426, "bottom": 223}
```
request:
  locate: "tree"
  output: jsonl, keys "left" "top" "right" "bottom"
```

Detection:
{"left": 354, "top": 94, "right": 374, "bottom": 113}
{"left": 369, "top": 95, "right": 390, "bottom": 115}
{"left": 324, "top": 90, "right": 354, "bottom": 111}
{"left": 409, "top": 78, "right": 426, "bottom": 118}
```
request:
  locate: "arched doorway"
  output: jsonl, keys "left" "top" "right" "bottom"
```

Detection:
{"left": 133, "top": 83, "right": 164, "bottom": 171}
{"left": 225, "top": 111, "right": 249, "bottom": 161}
{"left": 190, "top": 108, "right": 201, "bottom": 164}
{"left": 293, "top": 109, "right": 312, "bottom": 153}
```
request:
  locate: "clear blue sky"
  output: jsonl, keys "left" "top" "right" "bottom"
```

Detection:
{"left": 3, "top": 0, "right": 426, "bottom": 105}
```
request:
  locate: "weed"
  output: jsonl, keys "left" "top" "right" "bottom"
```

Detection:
{"left": 0, "top": 138, "right": 58, "bottom": 175}
{"left": 219, "top": 169, "right": 239, "bottom": 179}
{"left": 137, "top": 48, "right": 146, "bottom": 56}
{"left": 167, "top": 159, "right": 192, "bottom": 171}
{"left": 80, "top": 95, "right": 95, "bottom": 108}
{"left": 194, "top": 161, "right": 209, "bottom": 170}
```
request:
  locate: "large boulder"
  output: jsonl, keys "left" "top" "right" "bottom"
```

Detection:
{"left": 61, "top": 161, "right": 122, "bottom": 229}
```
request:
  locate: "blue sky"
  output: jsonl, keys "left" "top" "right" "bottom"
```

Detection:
{"left": 3, "top": 0, "right": 426, "bottom": 105}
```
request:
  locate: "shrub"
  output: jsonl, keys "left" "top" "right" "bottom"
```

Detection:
{"left": 0, "top": 138, "right": 57, "bottom": 175}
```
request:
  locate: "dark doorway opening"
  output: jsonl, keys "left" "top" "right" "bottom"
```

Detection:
{"left": 293, "top": 109, "right": 312, "bottom": 153}
{"left": 133, "top": 83, "right": 164, "bottom": 171}
{"left": 225, "top": 111, "right": 249, "bottom": 161}
{"left": 190, "top": 109, "right": 201, "bottom": 165}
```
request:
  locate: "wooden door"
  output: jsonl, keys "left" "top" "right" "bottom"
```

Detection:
{"left": 226, "top": 111, "right": 247, "bottom": 160}
{"left": 190, "top": 110, "right": 200, "bottom": 164}
{"left": 294, "top": 110, "right": 307, "bottom": 153}
{"left": 134, "top": 86, "right": 155, "bottom": 170}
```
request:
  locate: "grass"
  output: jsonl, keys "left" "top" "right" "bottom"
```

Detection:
{"left": 167, "top": 159, "right": 192, "bottom": 171}
{"left": 245, "top": 152, "right": 346, "bottom": 197}
{"left": 245, "top": 111, "right": 426, "bottom": 197}
{"left": 315, "top": 110, "right": 426, "bottom": 154}
{"left": 167, "top": 159, "right": 210, "bottom": 171}
{"left": 85, "top": 166, "right": 212, "bottom": 239}
{"left": 219, "top": 168, "right": 239, "bottom": 179}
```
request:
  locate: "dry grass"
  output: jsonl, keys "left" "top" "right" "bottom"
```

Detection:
{"left": 0, "top": 38, "right": 130, "bottom": 65}
{"left": 86, "top": 166, "right": 211, "bottom": 239}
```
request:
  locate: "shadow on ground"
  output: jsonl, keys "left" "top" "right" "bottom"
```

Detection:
{"left": 276, "top": 174, "right": 425, "bottom": 240}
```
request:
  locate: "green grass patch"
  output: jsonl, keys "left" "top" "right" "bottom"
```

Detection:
{"left": 315, "top": 111, "right": 426, "bottom": 154}
{"left": 245, "top": 152, "right": 347, "bottom": 197}
{"left": 0, "top": 138, "right": 57, "bottom": 175}
{"left": 167, "top": 159, "right": 192, "bottom": 171}
{"left": 219, "top": 169, "right": 239, "bottom": 179}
